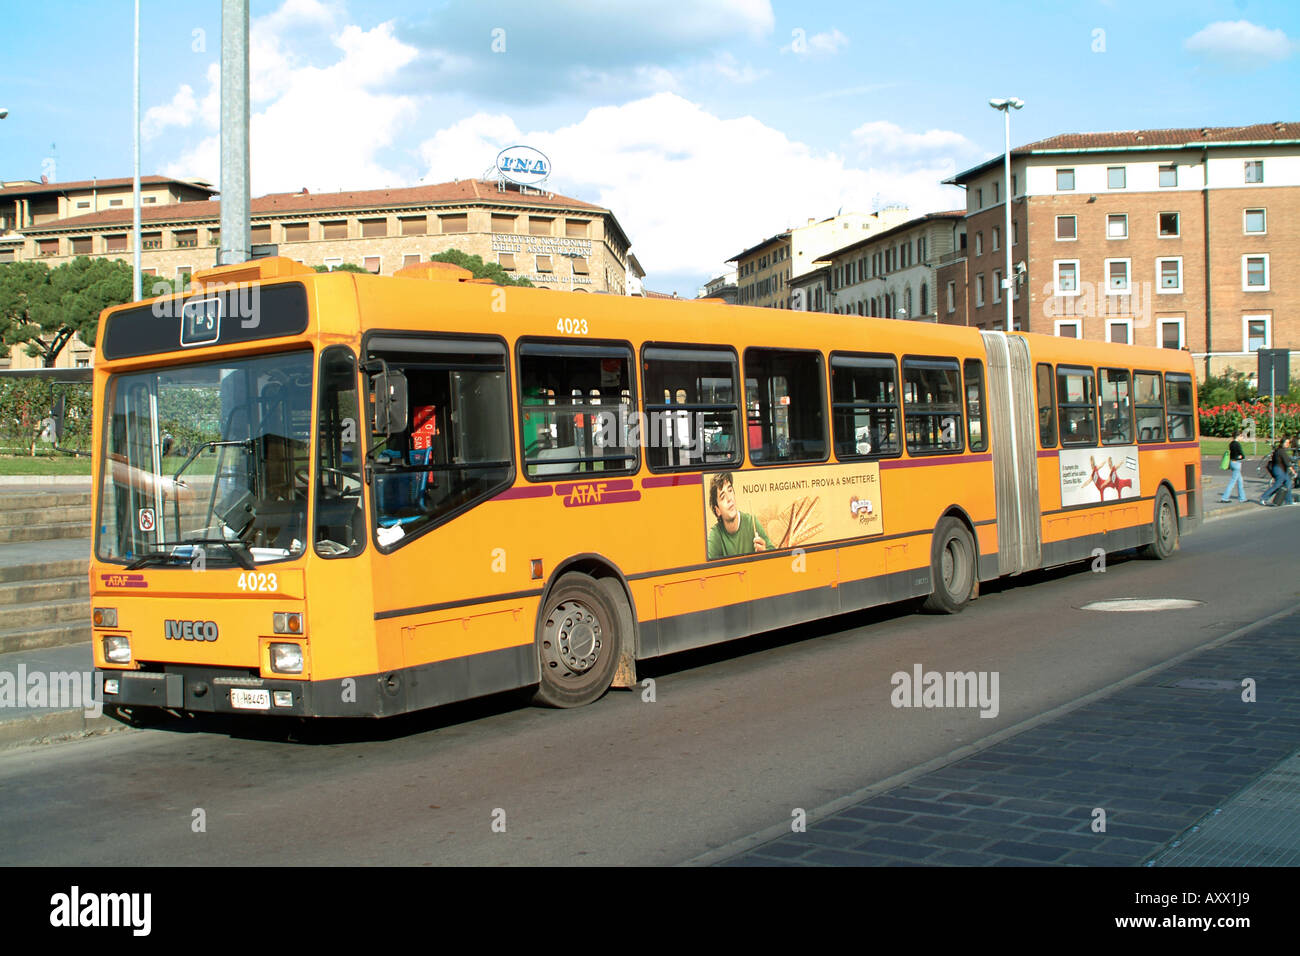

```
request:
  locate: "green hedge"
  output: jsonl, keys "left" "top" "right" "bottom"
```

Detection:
{"left": 0, "top": 379, "right": 92, "bottom": 456}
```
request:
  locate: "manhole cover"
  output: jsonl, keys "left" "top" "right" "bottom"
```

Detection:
{"left": 1079, "top": 598, "right": 1204, "bottom": 612}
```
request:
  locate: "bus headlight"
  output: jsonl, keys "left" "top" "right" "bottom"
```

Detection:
{"left": 273, "top": 612, "right": 303, "bottom": 634}
{"left": 270, "top": 643, "right": 304, "bottom": 674}
{"left": 93, "top": 608, "right": 117, "bottom": 627}
{"left": 103, "top": 635, "right": 132, "bottom": 664}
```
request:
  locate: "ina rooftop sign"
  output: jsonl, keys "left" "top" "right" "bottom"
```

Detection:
{"left": 495, "top": 145, "right": 550, "bottom": 186}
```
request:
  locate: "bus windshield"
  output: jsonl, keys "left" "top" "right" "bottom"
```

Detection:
{"left": 97, "top": 350, "right": 313, "bottom": 567}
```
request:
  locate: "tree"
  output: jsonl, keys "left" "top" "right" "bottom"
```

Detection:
{"left": 428, "top": 249, "right": 533, "bottom": 287}
{"left": 312, "top": 262, "right": 370, "bottom": 273}
{"left": 0, "top": 256, "right": 134, "bottom": 367}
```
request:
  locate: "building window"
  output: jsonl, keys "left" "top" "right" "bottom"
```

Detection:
{"left": 322, "top": 220, "right": 347, "bottom": 240}
{"left": 498, "top": 253, "right": 516, "bottom": 271}
{"left": 1012, "top": 221, "right": 1018, "bottom": 245}
{"left": 174, "top": 229, "right": 198, "bottom": 248}
{"left": 109, "top": 198, "right": 123, "bottom": 207}
{"left": 1244, "top": 316, "right": 1270, "bottom": 352}
{"left": 1105, "top": 258, "right": 1131, "bottom": 294}
{"left": 993, "top": 182, "right": 1000, "bottom": 203}
{"left": 571, "top": 257, "right": 589, "bottom": 275}
{"left": 536, "top": 254, "right": 553, "bottom": 273}
{"left": 1054, "top": 319, "right": 1081, "bottom": 338}
{"left": 143, "top": 196, "right": 157, "bottom": 204}
{"left": 207, "top": 228, "right": 220, "bottom": 246}
{"left": 104, "top": 235, "right": 127, "bottom": 253}
{"left": 322, "top": 257, "right": 342, "bottom": 271}
{"left": 565, "top": 219, "right": 588, "bottom": 238}
{"left": 946, "top": 281, "right": 956, "bottom": 313}
{"left": 176, "top": 265, "right": 192, "bottom": 280}
{"left": 1159, "top": 164, "right": 1178, "bottom": 187}
{"left": 70, "top": 236, "right": 92, "bottom": 255}
{"left": 363, "top": 256, "right": 380, "bottom": 274}
{"left": 993, "top": 269, "right": 1002, "bottom": 304}
{"left": 1244, "top": 208, "right": 1266, "bottom": 234}
{"left": 976, "top": 188, "right": 983, "bottom": 208}
{"left": 1243, "top": 254, "right": 1269, "bottom": 291}
{"left": 1106, "top": 320, "right": 1132, "bottom": 345}
{"left": 360, "top": 218, "right": 387, "bottom": 238}
{"left": 1107, "top": 166, "right": 1126, "bottom": 189}
{"left": 399, "top": 216, "right": 427, "bottom": 237}
{"left": 1159, "top": 317, "right": 1184, "bottom": 350}
{"left": 974, "top": 232, "right": 983, "bottom": 257}
{"left": 975, "top": 273, "right": 985, "bottom": 307}
{"left": 920, "top": 283, "right": 929, "bottom": 315}
{"left": 1106, "top": 214, "right": 1128, "bottom": 239}
{"left": 251, "top": 224, "right": 272, "bottom": 243}
{"left": 1054, "top": 260, "right": 1080, "bottom": 296}
{"left": 1056, "top": 215, "right": 1076, "bottom": 240}
{"left": 439, "top": 214, "right": 467, "bottom": 234}
{"left": 282, "top": 222, "right": 308, "bottom": 242}
{"left": 402, "top": 254, "right": 421, "bottom": 268}
{"left": 76, "top": 201, "right": 90, "bottom": 209}
{"left": 491, "top": 214, "right": 516, "bottom": 234}
{"left": 1244, "top": 160, "right": 1263, "bottom": 184}
{"left": 528, "top": 216, "right": 553, "bottom": 237}
{"left": 37, "top": 238, "right": 60, "bottom": 256}
{"left": 1157, "top": 257, "right": 1182, "bottom": 294}
{"left": 1159, "top": 212, "right": 1180, "bottom": 237}
{"left": 991, "top": 226, "right": 1000, "bottom": 252}
{"left": 1056, "top": 168, "right": 1075, "bottom": 191}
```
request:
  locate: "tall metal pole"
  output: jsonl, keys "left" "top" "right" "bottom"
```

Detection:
{"left": 132, "top": 0, "right": 141, "bottom": 300}
{"left": 219, "top": 0, "right": 250, "bottom": 266}
{"left": 1002, "top": 108, "right": 1013, "bottom": 332}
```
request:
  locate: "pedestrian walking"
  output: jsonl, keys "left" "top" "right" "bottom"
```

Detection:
{"left": 1220, "top": 431, "right": 1247, "bottom": 502}
{"left": 1260, "top": 437, "right": 1297, "bottom": 506}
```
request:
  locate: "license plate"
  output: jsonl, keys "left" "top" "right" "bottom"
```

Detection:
{"left": 230, "top": 687, "right": 271, "bottom": 710}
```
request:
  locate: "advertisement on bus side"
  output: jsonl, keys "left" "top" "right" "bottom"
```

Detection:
{"left": 701, "top": 463, "right": 883, "bottom": 561}
{"left": 1058, "top": 445, "right": 1141, "bottom": 507}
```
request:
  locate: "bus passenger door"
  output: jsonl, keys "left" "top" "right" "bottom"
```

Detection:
{"left": 981, "top": 332, "right": 1041, "bottom": 575}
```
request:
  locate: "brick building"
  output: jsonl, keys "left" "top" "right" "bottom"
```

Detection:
{"left": 946, "top": 123, "right": 1300, "bottom": 378}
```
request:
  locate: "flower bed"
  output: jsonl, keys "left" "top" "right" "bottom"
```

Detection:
{"left": 1199, "top": 401, "right": 1300, "bottom": 438}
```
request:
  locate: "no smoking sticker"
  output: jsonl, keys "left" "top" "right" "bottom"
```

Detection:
{"left": 138, "top": 508, "right": 155, "bottom": 532}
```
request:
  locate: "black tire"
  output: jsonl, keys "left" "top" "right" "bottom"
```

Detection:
{"left": 532, "top": 572, "right": 621, "bottom": 708}
{"left": 1139, "top": 487, "right": 1178, "bottom": 559}
{"left": 922, "top": 517, "right": 976, "bottom": 614}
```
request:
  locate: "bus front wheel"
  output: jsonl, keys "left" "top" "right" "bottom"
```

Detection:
{"left": 532, "top": 572, "right": 621, "bottom": 708}
{"left": 923, "top": 517, "right": 976, "bottom": 614}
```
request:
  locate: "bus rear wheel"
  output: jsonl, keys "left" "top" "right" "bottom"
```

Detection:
{"left": 923, "top": 517, "right": 976, "bottom": 614}
{"left": 532, "top": 572, "right": 620, "bottom": 708}
{"left": 1139, "top": 487, "right": 1178, "bottom": 559}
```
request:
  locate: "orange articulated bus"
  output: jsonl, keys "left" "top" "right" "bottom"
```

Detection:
{"left": 90, "top": 257, "right": 1200, "bottom": 719}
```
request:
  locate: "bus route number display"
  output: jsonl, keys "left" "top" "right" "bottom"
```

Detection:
{"left": 180, "top": 297, "right": 222, "bottom": 347}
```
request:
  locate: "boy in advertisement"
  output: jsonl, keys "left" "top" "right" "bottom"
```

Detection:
{"left": 706, "top": 472, "right": 774, "bottom": 559}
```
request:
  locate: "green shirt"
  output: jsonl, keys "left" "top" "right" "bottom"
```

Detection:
{"left": 707, "top": 512, "right": 774, "bottom": 560}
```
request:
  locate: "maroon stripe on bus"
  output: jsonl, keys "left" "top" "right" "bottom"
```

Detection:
{"left": 562, "top": 490, "right": 642, "bottom": 507}
{"left": 1037, "top": 441, "right": 1199, "bottom": 458}
{"left": 1037, "top": 449, "right": 1056, "bottom": 458}
{"left": 880, "top": 453, "right": 993, "bottom": 470}
{"left": 495, "top": 485, "right": 554, "bottom": 501}
{"left": 553, "top": 477, "right": 636, "bottom": 496}
{"left": 642, "top": 474, "right": 705, "bottom": 488}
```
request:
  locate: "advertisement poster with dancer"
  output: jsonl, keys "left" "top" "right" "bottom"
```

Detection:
{"left": 702, "top": 463, "right": 883, "bottom": 560}
{"left": 1058, "top": 445, "right": 1141, "bottom": 506}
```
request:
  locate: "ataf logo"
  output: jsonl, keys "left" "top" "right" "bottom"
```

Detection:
{"left": 164, "top": 620, "right": 218, "bottom": 642}
{"left": 559, "top": 478, "right": 641, "bottom": 508}
{"left": 101, "top": 573, "right": 147, "bottom": 589}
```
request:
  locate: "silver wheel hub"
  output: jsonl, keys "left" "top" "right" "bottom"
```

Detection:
{"left": 548, "top": 600, "right": 602, "bottom": 674}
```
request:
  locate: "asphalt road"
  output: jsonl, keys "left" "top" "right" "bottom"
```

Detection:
{"left": 0, "top": 506, "right": 1294, "bottom": 866}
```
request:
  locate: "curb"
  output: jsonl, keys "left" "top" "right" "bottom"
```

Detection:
{"left": 0, "top": 707, "right": 133, "bottom": 752}
{"left": 1201, "top": 501, "right": 1266, "bottom": 524}
{"left": 0, "top": 477, "right": 92, "bottom": 486}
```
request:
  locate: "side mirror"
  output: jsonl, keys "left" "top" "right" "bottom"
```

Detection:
{"left": 369, "top": 367, "right": 409, "bottom": 435}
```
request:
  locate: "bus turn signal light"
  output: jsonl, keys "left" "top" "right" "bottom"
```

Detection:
{"left": 272, "top": 612, "right": 303, "bottom": 634}
{"left": 93, "top": 608, "right": 117, "bottom": 628}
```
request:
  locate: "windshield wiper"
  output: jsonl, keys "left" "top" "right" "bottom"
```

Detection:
{"left": 125, "top": 549, "right": 189, "bottom": 570}
{"left": 180, "top": 537, "right": 256, "bottom": 570}
{"left": 173, "top": 439, "right": 253, "bottom": 485}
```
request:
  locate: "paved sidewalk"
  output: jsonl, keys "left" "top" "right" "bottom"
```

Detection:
{"left": 711, "top": 607, "right": 1300, "bottom": 867}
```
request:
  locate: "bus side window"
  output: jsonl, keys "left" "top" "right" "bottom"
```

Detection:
{"left": 963, "top": 358, "right": 987, "bottom": 453}
{"left": 314, "top": 346, "right": 365, "bottom": 557}
{"left": 743, "top": 348, "right": 827, "bottom": 464}
{"left": 1036, "top": 363, "right": 1057, "bottom": 448}
{"left": 1165, "top": 372, "right": 1195, "bottom": 441}
{"left": 1134, "top": 371, "right": 1165, "bottom": 443}
{"left": 519, "top": 342, "right": 637, "bottom": 478}
{"left": 1057, "top": 365, "right": 1097, "bottom": 446}
{"left": 830, "top": 352, "right": 900, "bottom": 460}
{"left": 902, "top": 357, "right": 964, "bottom": 455}
{"left": 642, "top": 346, "right": 740, "bottom": 471}
{"left": 1099, "top": 368, "right": 1133, "bottom": 445}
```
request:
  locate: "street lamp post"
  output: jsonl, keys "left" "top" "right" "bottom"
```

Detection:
{"left": 989, "top": 97, "right": 1023, "bottom": 333}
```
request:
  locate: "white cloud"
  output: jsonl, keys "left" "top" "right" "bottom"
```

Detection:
{"left": 850, "top": 120, "right": 981, "bottom": 162}
{"left": 783, "top": 28, "right": 849, "bottom": 56}
{"left": 418, "top": 93, "right": 968, "bottom": 278}
{"left": 143, "top": 84, "right": 198, "bottom": 140}
{"left": 152, "top": 6, "right": 419, "bottom": 194}
{"left": 1185, "top": 20, "right": 1295, "bottom": 69}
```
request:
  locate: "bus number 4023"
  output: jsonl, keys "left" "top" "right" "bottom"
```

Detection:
{"left": 237, "top": 572, "right": 278, "bottom": 592}
{"left": 557, "top": 317, "right": 588, "bottom": 335}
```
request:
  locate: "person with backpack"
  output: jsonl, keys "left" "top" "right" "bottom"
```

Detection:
{"left": 1259, "top": 437, "right": 1297, "bottom": 506}
{"left": 1220, "top": 431, "right": 1247, "bottom": 502}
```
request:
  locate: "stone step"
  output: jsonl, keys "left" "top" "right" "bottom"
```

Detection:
{"left": 0, "top": 492, "right": 92, "bottom": 509}
{"left": 0, "top": 505, "right": 91, "bottom": 527}
{"left": 0, "top": 522, "right": 90, "bottom": 544}
{"left": 0, "top": 623, "right": 90, "bottom": 655}
{"left": 0, "top": 576, "right": 89, "bottom": 607}
{"left": 0, "top": 598, "right": 90, "bottom": 631}
{"left": 0, "top": 560, "right": 88, "bottom": 585}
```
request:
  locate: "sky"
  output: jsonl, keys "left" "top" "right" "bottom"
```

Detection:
{"left": 2, "top": 0, "right": 1299, "bottom": 295}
